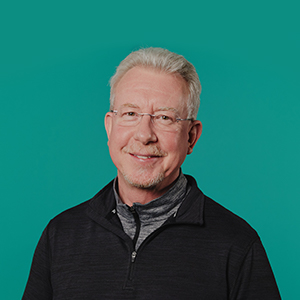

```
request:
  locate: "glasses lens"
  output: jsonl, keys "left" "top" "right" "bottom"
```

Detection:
{"left": 114, "top": 108, "right": 180, "bottom": 132}
{"left": 117, "top": 107, "right": 140, "bottom": 126}
{"left": 154, "top": 112, "right": 177, "bottom": 130}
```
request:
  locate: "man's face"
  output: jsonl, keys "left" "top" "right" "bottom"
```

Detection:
{"left": 105, "top": 66, "right": 202, "bottom": 194}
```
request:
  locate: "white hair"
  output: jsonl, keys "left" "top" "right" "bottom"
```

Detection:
{"left": 109, "top": 47, "right": 201, "bottom": 119}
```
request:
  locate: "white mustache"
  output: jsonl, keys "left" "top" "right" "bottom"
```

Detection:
{"left": 123, "top": 145, "right": 167, "bottom": 157}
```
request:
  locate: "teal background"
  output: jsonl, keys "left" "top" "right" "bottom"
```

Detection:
{"left": 1, "top": 0, "right": 299, "bottom": 298}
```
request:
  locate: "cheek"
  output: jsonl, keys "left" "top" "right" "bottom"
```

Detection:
{"left": 109, "top": 127, "right": 133, "bottom": 151}
{"left": 160, "top": 133, "right": 189, "bottom": 157}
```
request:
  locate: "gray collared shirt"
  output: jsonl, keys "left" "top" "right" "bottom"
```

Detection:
{"left": 113, "top": 172, "right": 189, "bottom": 249}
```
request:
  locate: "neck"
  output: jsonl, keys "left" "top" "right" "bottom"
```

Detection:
{"left": 117, "top": 176, "right": 177, "bottom": 206}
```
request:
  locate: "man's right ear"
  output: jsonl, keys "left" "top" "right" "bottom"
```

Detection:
{"left": 104, "top": 112, "right": 113, "bottom": 144}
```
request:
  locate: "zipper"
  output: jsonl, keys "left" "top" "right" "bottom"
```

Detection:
{"left": 130, "top": 206, "right": 141, "bottom": 247}
{"left": 131, "top": 250, "right": 137, "bottom": 263}
{"left": 128, "top": 250, "right": 137, "bottom": 281}
{"left": 124, "top": 211, "right": 176, "bottom": 287}
{"left": 127, "top": 206, "right": 140, "bottom": 282}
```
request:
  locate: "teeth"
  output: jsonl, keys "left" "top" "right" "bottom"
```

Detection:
{"left": 136, "top": 155, "right": 151, "bottom": 159}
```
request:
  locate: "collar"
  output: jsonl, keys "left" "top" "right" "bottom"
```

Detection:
{"left": 86, "top": 175, "right": 204, "bottom": 227}
{"left": 113, "top": 172, "right": 188, "bottom": 223}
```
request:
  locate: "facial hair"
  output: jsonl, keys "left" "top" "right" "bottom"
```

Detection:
{"left": 122, "top": 168, "right": 165, "bottom": 189}
{"left": 121, "top": 144, "right": 167, "bottom": 189}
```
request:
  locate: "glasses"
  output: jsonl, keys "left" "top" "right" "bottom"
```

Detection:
{"left": 110, "top": 107, "right": 193, "bottom": 132}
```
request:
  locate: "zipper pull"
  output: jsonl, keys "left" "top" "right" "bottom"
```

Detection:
{"left": 130, "top": 206, "right": 136, "bottom": 214}
{"left": 131, "top": 251, "right": 137, "bottom": 263}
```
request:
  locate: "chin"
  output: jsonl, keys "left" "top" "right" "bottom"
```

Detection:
{"left": 122, "top": 170, "right": 165, "bottom": 189}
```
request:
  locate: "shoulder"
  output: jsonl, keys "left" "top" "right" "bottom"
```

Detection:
{"left": 204, "top": 195, "right": 259, "bottom": 244}
{"left": 48, "top": 200, "right": 90, "bottom": 227}
{"left": 185, "top": 174, "right": 259, "bottom": 246}
{"left": 46, "top": 180, "right": 115, "bottom": 235}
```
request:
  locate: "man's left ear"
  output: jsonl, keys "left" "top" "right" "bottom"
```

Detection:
{"left": 187, "top": 121, "right": 202, "bottom": 155}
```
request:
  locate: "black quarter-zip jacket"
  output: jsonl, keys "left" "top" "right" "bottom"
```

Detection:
{"left": 22, "top": 175, "right": 281, "bottom": 299}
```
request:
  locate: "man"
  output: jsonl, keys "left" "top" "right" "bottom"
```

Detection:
{"left": 23, "top": 48, "right": 281, "bottom": 299}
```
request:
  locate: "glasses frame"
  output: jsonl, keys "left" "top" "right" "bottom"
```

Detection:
{"left": 110, "top": 109, "right": 193, "bottom": 124}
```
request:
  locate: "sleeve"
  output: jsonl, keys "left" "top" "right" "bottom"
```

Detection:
{"left": 230, "top": 238, "right": 281, "bottom": 300}
{"left": 22, "top": 225, "right": 53, "bottom": 300}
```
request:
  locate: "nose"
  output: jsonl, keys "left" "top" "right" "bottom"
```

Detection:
{"left": 134, "top": 115, "right": 158, "bottom": 144}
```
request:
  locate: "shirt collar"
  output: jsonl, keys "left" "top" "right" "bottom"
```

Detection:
{"left": 113, "top": 171, "right": 188, "bottom": 222}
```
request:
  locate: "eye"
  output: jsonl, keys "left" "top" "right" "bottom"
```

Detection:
{"left": 161, "top": 115, "right": 170, "bottom": 120}
{"left": 156, "top": 114, "right": 175, "bottom": 124}
{"left": 125, "top": 111, "right": 136, "bottom": 117}
{"left": 122, "top": 111, "right": 137, "bottom": 117}
{"left": 121, "top": 110, "right": 140, "bottom": 121}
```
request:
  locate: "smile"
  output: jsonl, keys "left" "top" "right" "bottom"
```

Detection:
{"left": 132, "top": 154, "right": 158, "bottom": 159}
{"left": 136, "top": 155, "right": 152, "bottom": 159}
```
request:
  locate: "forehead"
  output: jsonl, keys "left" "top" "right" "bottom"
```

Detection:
{"left": 114, "top": 67, "right": 189, "bottom": 112}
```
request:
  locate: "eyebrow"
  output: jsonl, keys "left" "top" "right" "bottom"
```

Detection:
{"left": 157, "top": 107, "right": 180, "bottom": 115}
{"left": 120, "top": 103, "right": 140, "bottom": 109}
{"left": 119, "top": 104, "right": 180, "bottom": 115}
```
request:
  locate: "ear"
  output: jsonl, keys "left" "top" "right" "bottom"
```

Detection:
{"left": 104, "top": 112, "right": 113, "bottom": 146}
{"left": 187, "top": 120, "right": 202, "bottom": 155}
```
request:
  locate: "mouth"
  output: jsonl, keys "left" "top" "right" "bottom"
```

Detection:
{"left": 123, "top": 146, "right": 167, "bottom": 160}
{"left": 131, "top": 154, "right": 160, "bottom": 159}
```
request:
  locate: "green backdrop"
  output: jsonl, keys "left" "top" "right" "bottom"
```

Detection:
{"left": 1, "top": 0, "right": 299, "bottom": 298}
